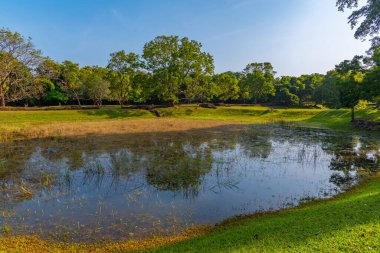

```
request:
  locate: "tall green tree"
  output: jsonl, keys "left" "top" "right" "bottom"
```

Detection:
{"left": 107, "top": 51, "right": 142, "bottom": 107}
{"left": 0, "top": 28, "right": 42, "bottom": 108}
{"left": 337, "top": 0, "right": 380, "bottom": 47}
{"left": 313, "top": 70, "right": 341, "bottom": 107}
{"left": 59, "top": 60, "right": 83, "bottom": 106}
{"left": 297, "top": 74, "right": 324, "bottom": 105}
{"left": 182, "top": 75, "right": 217, "bottom": 103}
{"left": 81, "top": 66, "right": 110, "bottom": 107}
{"left": 242, "top": 62, "right": 276, "bottom": 104}
{"left": 362, "top": 46, "right": 380, "bottom": 106}
{"left": 274, "top": 76, "right": 300, "bottom": 106}
{"left": 36, "top": 58, "right": 68, "bottom": 105}
{"left": 143, "top": 35, "right": 214, "bottom": 105}
{"left": 213, "top": 72, "right": 240, "bottom": 102}
{"left": 335, "top": 56, "right": 366, "bottom": 121}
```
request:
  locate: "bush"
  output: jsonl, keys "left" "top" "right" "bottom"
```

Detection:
{"left": 355, "top": 100, "right": 370, "bottom": 110}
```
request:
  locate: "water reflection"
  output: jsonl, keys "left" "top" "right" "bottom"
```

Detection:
{"left": 0, "top": 124, "right": 378, "bottom": 241}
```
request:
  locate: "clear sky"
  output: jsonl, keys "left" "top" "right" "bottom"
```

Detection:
{"left": 0, "top": 0, "right": 370, "bottom": 76}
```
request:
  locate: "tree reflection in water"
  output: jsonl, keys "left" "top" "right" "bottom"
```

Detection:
{"left": 0, "top": 124, "right": 378, "bottom": 241}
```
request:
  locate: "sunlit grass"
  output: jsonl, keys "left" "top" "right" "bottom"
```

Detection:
{"left": 0, "top": 109, "right": 152, "bottom": 126}
{"left": 157, "top": 106, "right": 380, "bottom": 131}
{"left": 1, "top": 106, "right": 378, "bottom": 129}
{"left": 0, "top": 106, "right": 379, "bottom": 141}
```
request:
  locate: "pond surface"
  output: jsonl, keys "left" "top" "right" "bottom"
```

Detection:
{"left": 0, "top": 124, "right": 379, "bottom": 241}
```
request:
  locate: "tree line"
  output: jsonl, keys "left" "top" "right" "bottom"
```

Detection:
{"left": 0, "top": 28, "right": 379, "bottom": 119}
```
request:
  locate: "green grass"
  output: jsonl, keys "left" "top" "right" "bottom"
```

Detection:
{"left": 0, "top": 106, "right": 379, "bottom": 133}
{"left": 304, "top": 109, "right": 380, "bottom": 130}
{"left": 160, "top": 106, "right": 325, "bottom": 122}
{"left": 147, "top": 174, "right": 380, "bottom": 253}
{"left": 0, "top": 108, "right": 153, "bottom": 131}
{"left": 158, "top": 106, "right": 380, "bottom": 131}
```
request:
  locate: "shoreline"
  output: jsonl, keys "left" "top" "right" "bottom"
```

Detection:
{"left": 1, "top": 173, "right": 378, "bottom": 252}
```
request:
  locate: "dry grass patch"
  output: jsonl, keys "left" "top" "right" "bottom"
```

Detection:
{"left": 1, "top": 118, "right": 246, "bottom": 142}
{"left": 0, "top": 226, "right": 212, "bottom": 253}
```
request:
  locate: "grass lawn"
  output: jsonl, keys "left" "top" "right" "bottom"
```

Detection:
{"left": 1, "top": 105, "right": 379, "bottom": 133}
{"left": 157, "top": 106, "right": 380, "bottom": 130}
{"left": 0, "top": 108, "right": 153, "bottom": 131}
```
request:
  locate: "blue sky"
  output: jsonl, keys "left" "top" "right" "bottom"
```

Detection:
{"left": 0, "top": 0, "right": 370, "bottom": 76}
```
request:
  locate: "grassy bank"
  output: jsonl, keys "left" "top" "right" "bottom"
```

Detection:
{"left": 148, "top": 173, "right": 380, "bottom": 253}
{"left": 0, "top": 108, "right": 153, "bottom": 130}
{"left": 0, "top": 106, "right": 379, "bottom": 138}
{"left": 157, "top": 106, "right": 380, "bottom": 130}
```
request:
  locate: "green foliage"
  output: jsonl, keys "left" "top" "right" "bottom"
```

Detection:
{"left": 273, "top": 76, "right": 299, "bottom": 106}
{"left": 106, "top": 50, "right": 140, "bottom": 106}
{"left": 81, "top": 66, "right": 110, "bottom": 106}
{"left": 241, "top": 62, "right": 276, "bottom": 103}
{"left": 213, "top": 72, "right": 240, "bottom": 102}
{"left": 355, "top": 99, "right": 370, "bottom": 110}
{"left": 335, "top": 56, "right": 366, "bottom": 111}
{"left": 297, "top": 74, "right": 324, "bottom": 105}
{"left": 313, "top": 70, "right": 341, "bottom": 107}
{"left": 143, "top": 35, "right": 214, "bottom": 104}
{"left": 59, "top": 60, "right": 83, "bottom": 105}
{"left": 0, "top": 28, "right": 42, "bottom": 107}
{"left": 44, "top": 88, "right": 69, "bottom": 104}
{"left": 1, "top": 28, "right": 380, "bottom": 113}
{"left": 363, "top": 46, "right": 380, "bottom": 103}
{"left": 275, "top": 87, "right": 300, "bottom": 105}
{"left": 337, "top": 0, "right": 380, "bottom": 42}
{"left": 184, "top": 75, "right": 217, "bottom": 103}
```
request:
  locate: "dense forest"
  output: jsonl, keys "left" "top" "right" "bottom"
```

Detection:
{"left": 0, "top": 28, "right": 379, "bottom": 121}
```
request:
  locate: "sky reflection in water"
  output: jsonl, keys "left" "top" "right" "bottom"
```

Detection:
{"left": 0, "top": 124, "right": 378, "bottom": 241}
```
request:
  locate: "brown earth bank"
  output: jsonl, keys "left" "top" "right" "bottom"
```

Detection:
{"left": 0, "top": 226, "right": 212, "bottom": 253}
{"left": 0, "top": 118, "right": 247, "bottom": 142}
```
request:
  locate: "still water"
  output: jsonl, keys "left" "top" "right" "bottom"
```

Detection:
{"left": 0, "top": 124, "right": 379, "bottom": 241}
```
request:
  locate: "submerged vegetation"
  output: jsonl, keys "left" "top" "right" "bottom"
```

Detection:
{"left": 0, "top": 120, "right": 379, "bottom": 252}
{"left": 1, "top": 174, "right": 379, "bottom": 252}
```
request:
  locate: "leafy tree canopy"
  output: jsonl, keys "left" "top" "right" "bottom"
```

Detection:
{"left": 337, "top": 0, "right": 380, "bottom": 49}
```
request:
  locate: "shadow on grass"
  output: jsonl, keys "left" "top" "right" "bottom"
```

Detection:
{"left": 304, "top": 109, "right": 380, "bottom": 132}
{"left": 77, "top": 109, "right": 151, "bottom": 119}
{"left": 159, "top": 107, "right": 274, "bottom": 118}
{"left": 303, "top": 110, "right": 352, "bottom": 130}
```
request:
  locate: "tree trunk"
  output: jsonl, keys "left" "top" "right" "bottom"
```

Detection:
{"left": 0, "top": 87, "right": 5, "bottom": 109}
{"left": 351, "top": 107, "right": 355, "bottom": 122}
{"left": 1, "top": 95, "right": 5, "bottom": 109}
{"left": 76, "top": 97, "right": 81, "bottom": 107}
